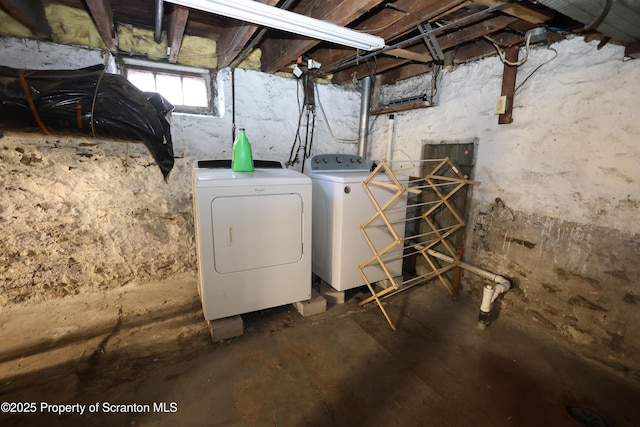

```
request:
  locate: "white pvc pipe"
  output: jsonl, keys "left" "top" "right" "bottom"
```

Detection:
{"left": 480, "top": 285, "right": 496, "bottom": 313}
{"left": 426, "top": 249, "right": 510, "bottom": 287}
{"left": 357, "top": 76, "right": 372, "bottom": 159}
{"left": 425, "top": 249, "right": 510, "bottom": 328}
{"left": 386, "top": 114, "right": 395, "bottom": 163}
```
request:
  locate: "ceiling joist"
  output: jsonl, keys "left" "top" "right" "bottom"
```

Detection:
{"left": 384, "top": 47, "right": 432, "bottom": 63}
{"left": 474, "top": 0, "right": 552, "bottom": 24}
{"left": 318, "top": 0, "right": 468, "bottom": 79}
{"left": 333, "top": 14, "right": 519, "bottom": 83}
{"left": 0, "top": 0, "right": 628, "bottom": 87}
{"left": 217, "top": 0, "right": 281, "bottom": 68}
{"left": 0, "top": 0, "right": 51, "bottom": 39}
{"left": 85, "top": 0, "right": 117, "bottom": 52}
{"left": 259, "top": 0, "right": 387, "bottom": 73}
{"left": 167, "top": 5, "right": 189, "bottom": 63}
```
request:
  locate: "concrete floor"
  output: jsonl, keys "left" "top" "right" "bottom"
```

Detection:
{"left": 1, "top": 280, "right": 639, "bottom": 427}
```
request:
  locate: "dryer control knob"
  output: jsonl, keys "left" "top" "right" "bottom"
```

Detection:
{"left": 314, "top": 158, "right": 321, "bottom": 163}
{"left": 336, "top": 156, "right": 343, "bottom": 163}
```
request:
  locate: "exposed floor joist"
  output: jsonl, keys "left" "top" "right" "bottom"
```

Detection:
{"left": 167, "top": 5, "right": 189, "bottom": 63}
{"left": 0, "top": 0, "right": 51, "bottom": 39}
{"left": 85, "top": 0, "right": 117, "bottom": 52}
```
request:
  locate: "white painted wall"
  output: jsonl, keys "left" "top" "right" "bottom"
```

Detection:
{"left": 172, "top": 67, "right": 362, "bottom": 165}
{"left": 370, "top": 36, "right": 640, "bottom": 235}
{"left": 0, "top": 38, "right": 116, "bottom": 71}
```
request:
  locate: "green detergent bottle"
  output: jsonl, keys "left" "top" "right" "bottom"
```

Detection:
{"left": 231, "top": 128, "right": 254, "bottom": 172}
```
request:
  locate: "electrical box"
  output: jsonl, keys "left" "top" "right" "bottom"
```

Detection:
{"left": 494, "top": 96, "right": 507, "bottom": 115}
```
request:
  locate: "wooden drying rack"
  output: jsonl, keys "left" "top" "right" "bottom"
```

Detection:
{"left": 357, "top": 157, "right": 479, "bottom": 331}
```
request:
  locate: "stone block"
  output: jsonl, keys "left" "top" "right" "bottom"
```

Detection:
{"left": 208, "top": 315, "right": 244, "bottom": 342}
{"left": 293, "top": 288, "right": 327, "bottom": 317}
{"left": 374, "top": 276, "right": 403, "bottom": 292}
{"left": 320, "top": 281, "right": 346, "bottom": 304}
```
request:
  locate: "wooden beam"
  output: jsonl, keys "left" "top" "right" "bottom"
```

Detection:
{"left": 371, "top": 74, "right": 382, "bottom": 111}
{"left": 0, "top": 0, "right": 51, "bottom": 39}
{"left": 474, "top": 0, "right": 552, "bottom": 24}
{"left": 318, "top": 0, "right": 466, "bottom": 79}
{"left": 85, "top": 0, "right": 117, "bottom": 52}
{"left": 216, "top": 0, "right": 279, "bottom": 68}
{"left": 259, "top": 0, "right": 387, "bottom": 73}
{"left": 624, "top": 41, "right": 640, "bottom": 59}
{"left": 167, "top": 6, "right": 189, "bottom": 63}
{"left": 333, "top": 15, "right": 518, "bottom": 83}
{"left": 498, "top": 46, "right": 518, "bottom": 124}
{"left": 370, "top": 100, "right": 432, "bottom": 115}
{"left": 384, "top": 47, "right": 432, "bottom": 63}
{"left": 217, "top": 22, "right": 261, "bottom": 68}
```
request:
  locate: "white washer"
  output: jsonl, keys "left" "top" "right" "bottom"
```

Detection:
{"left": 305, "top": 154, "right": 407, "bottom": 291}
{"left": 192, "top": 160, "right": 312, "bottom": 321}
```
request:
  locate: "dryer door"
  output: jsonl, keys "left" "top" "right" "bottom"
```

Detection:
{"left": 211, "top": 193, "right": 303, "bottom": 273}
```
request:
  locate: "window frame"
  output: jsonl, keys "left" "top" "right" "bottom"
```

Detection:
{"left": 120, "top": 58, "right": 213, "bottom": 115}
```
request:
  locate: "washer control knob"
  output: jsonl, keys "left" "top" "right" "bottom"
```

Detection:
{"left": 336, "top": 156, "right": 343, "bottom": 163}
{"left": 322, "top": 158, "right": 329, "bottom": 163}
{"left": 314, "top": 158, "right": 321, "bottom": 163}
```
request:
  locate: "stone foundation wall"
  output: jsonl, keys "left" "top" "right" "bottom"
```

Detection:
{"left": 0, "top": 134, "right": 195, "bottom": 305}
{"left": 466, "top": 206, "right": 640, "bottom": 382}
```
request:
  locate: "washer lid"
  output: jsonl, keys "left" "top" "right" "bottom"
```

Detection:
{"left": 195, "top": 166, "right": 310, "bottom": 187}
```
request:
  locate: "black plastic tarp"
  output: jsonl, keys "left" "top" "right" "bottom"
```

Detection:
{"left": 0, "top": 64, "right": 174, "bottom": 179}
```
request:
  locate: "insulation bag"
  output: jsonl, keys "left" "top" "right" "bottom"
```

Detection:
{"left": 0, "top": 64, "right": 175, "bottom": 179}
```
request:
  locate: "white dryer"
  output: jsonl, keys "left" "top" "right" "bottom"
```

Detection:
{"left": 305, "top": 154, "right": 407, "bottom": 291}
{"left": 192, "top": 160, "right": 312, "bottom": 321}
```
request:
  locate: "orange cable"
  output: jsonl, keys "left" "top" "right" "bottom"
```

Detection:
{"left": 76, "top": 100, "right": 83, "bottom": 129}
{"left": 19, "top": 70, "right": 51, "bottom": 135}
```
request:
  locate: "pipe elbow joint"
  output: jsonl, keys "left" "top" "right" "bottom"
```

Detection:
{"left": 492, "top": 277, "right": 511, "bottom": 301}
{"left": 478, "top": 276, "right": 511, "bottom": 330}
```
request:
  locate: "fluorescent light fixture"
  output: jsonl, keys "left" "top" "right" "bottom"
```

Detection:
{"left": 164, "top": 0, "right": 385, "bottom": 51}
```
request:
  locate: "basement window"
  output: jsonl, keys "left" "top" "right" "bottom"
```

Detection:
{"left": 121, "top": 59, "right": 212, "bottom": 115}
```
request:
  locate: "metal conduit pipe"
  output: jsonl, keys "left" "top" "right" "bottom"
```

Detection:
{"left": 331, "top": 2, "right": 511, "bottom": 74}
{"left": 154, "top": 0, "right": 164, "bottom": 43}
{"left": 426, "top": 249, "right": 511, "bottom": 329}
{"left": 357, "top": 76, "right": 372, "bottom": 159}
